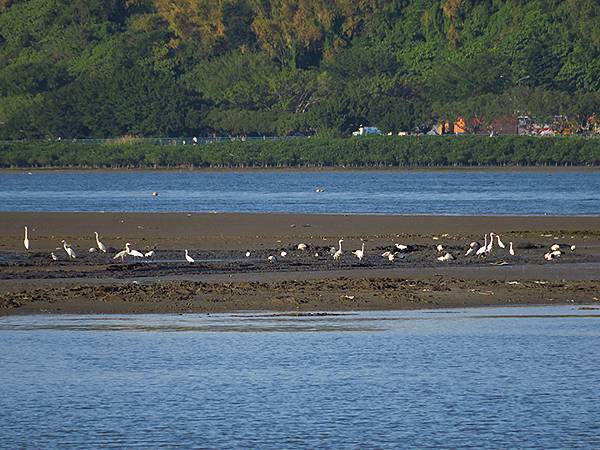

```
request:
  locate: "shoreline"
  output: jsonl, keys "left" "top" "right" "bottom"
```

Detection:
{"left": 1, "top": 212, "right": 598, "bottom": 316}
{"left": 1, "top": 165, "right": 599, "bottom": 173}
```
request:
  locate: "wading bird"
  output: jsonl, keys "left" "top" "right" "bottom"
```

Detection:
{"left": 62, "top": 240, "right": 76, "bottom": 259}
{"left": 333, "top": 239, "right": 344, "bottom": 261}
{"left": 50, "top": 252, "right": 58, "bottom": 261}
{"left": 485, "top": 233, "right": 495, "bottom": 254}
{"left": 496, "top": 234, "right": 506, "bottom": 249}
{"left": 113, "top": 249, "right": 128, "bottom": 262}
{"left": 144, "top": 250, "right": 155, "bottom": 258}
{"left": 94, "top": 232, "right": 107, "bottom": 253}
{"left": 24, "top": 226, "right": 30, "bottom": 251}
{"left": 476, "top": 235, "right": 488, "bottom": 257}
{"left": 437, "top": 252, "right": 454, "bottom": 262}
{"left": 125, "top": 243, "right": 144, "bottom": 258}
{"left": 465, "top": 242, "right": 478, "bottom": 256}
{"left": 352, "top": 242, "right": 365, "bottom": 262}
{"left": 185, "top": 249, "right": 195, "bottom": 263}
{"left": 509, "top": 242, "right": 515, "bottom": 256}
{"left": 297, "top": 243, "right": 307, "bottom": 251}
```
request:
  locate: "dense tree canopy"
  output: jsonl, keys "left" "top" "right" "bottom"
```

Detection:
{"left": 0, "top": 0, "right": 599, "bottom": 139}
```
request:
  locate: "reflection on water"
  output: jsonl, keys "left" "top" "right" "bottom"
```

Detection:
{"left": 1, "top": 306, "right": 600, "bottom": 448}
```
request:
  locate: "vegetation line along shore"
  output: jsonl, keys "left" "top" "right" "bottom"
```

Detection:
{"left": 1, "top": 1, "right": 599, "bottom": 140}
{"left": 1, "top": 136, "right": 598, "bottom": 169}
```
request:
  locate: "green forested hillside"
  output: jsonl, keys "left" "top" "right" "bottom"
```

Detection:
{"left": 1, "top": 0, "right": 599, "bottom": 139}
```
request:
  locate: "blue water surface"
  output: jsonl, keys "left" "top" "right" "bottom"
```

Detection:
{"left": 1, "top": 306, "right": 600, "bottom": 449}
{"left": 0, "top": 170, "right": 598, "bottom": 214}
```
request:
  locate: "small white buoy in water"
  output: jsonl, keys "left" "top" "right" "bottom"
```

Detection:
{"left": 152, "top": 191, "right": 159, "bottom": 197}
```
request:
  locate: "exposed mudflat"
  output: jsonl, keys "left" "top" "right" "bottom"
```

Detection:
{"left": 1, "top": 212, "right": 599, "bottom": 315}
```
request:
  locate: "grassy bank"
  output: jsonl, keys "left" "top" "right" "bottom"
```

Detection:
{"left": 0, "top": 136, "right": 598, "bottom": 169}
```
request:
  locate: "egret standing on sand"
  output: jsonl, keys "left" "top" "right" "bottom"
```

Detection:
{"left": 496, "top": 234, "right": 506, "bottom": 249}
{"left": 185, "top": 249, "right": 195, "bottom": 263}
{"left": 352, "top": 242, "right": 365, "bottom": 262}
{"left": 475, "top": 235, "right": 488, "bottom": 257}
{"left": 24, "top": 226, "right": 30, "bottom": 251}
{"left": 333, "top": 239, "right": 344, "bottom": 261}
{"left": 62, "top": 240, "right": 76, "bottom": 259}
{"left": 94, "top": 232, "right": 106, "bottom": 253}
{"left": 485, "top": 232, "right": 495, "bottom": 254}
{"left": 113, "top": 249, "right": 128, "bottom": 262}
{"left": 125, "top": 243, "right": 144, "bottom": 258}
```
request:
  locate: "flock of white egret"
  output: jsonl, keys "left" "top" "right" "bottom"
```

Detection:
{"left": 21, "top": 226, "right": 575, "bottom": 265}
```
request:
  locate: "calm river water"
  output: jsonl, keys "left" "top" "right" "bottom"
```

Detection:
{"left": 0, "top": 170, "right": 598, "bottom": 215}
{"left": 2, "top": 306, "right": 600, "bottom": 448}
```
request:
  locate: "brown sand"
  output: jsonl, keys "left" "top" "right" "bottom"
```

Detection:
{"left": 1, "top": 212, "right": 599, "bottom": 315}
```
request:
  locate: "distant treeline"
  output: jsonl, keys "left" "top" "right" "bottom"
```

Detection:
{"left": 1, "top": 1, "right": 599, "bottom": 139}
{"left": 0, "top": 136, "right": 599, "bottom": 169}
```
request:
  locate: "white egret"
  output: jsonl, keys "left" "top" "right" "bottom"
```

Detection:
{"left": 50, "top": 252, "right": 58, "bottom": 261}
{"left": 509, "top": 242, "right": 515, "bottom": 256}
{"left": 184, "top": 249, "right": 195, "bottom": 263}
{"left": 144, "top": 250, "right": 155, "bottom": 258}
{"left": 268, "top": 255, "right": 277, "bottom": 263}
{"left": 61, "top": 240, "right": 76, "bottom": 259}
{"left": 570, "top": 245, "right": 576, "bottom": 251}
{"left": 381, "top": 251, "right": 393, "bottom": 258}
{"left": 280, "top": 251, "right": 288, "bottom": 257}
{"left": 125, "top": 243, "right": 144, "bottom": 258}
{"left": 476, "top": 235, "right": 488, "bottom": 257}
{"left": 89, "top": 247, "right": 97, "bottom": 253}
{"left": 485, "top": 233, "right": 495, "bottom": 254}
{"left": 550, "top": 244, "right": 560, "bottom": 252}
{"left": 387, "top": 252, "right": 397, "bottom": 262}
{"left": 245, "top": 251, "right": 251, "bottom": 257}
{"left": 352, "top": 242, "right": 365, "bottom": 262}
{"left": 333, "top": 239, "right": 344, "bottom": 261}
{"left": 496, "top": 234, "right": 506, "bottom": 249}
{"left": 465, "top": 247, "right": 474, "bottom": 256}
{"left": 395, "top": 244, "right": 408, "bottom": 251}
{"left": 113, "top": 249, "right": 128, "bottom": 262}
{"left": 94, "top": 232, "right": 107, "bottom": 253}
{"left": 437, "top": 252, "right": 454, "bottom": 262}
{"left": 24, "top": 226, "right": 30, "bottom": 251}
{"left": 297, "top": 243, "right": 307, "bottom": 251}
